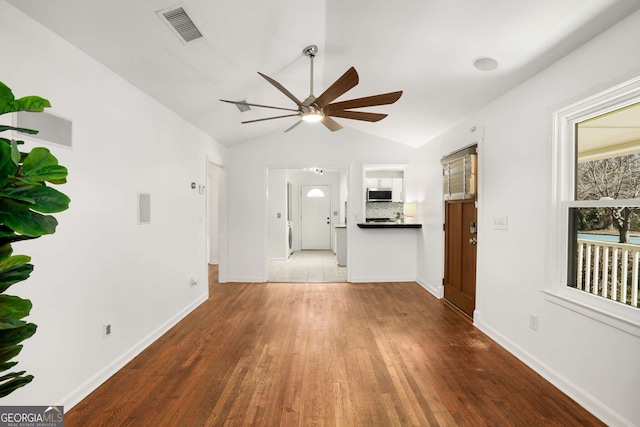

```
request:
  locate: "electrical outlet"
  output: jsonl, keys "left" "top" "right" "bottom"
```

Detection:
{"left": 529, "top": 314, "right": 539, "bottom": 331}
{"left": 493, "top": 217, "right": 508, "bottom": 230}
{"left": 190, "top": 276, "right": 199, "bottom": 286}
{"left": 103, "top": 323, "right": 112, "bottom": 338}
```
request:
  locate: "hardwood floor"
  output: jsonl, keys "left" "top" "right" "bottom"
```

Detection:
{"left": 66, "top": 266, "right": 603, "bottom": 426}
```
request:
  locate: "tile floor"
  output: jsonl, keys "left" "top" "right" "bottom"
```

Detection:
{"left": 268, "top": 250, "right": 347, "bottom": 282}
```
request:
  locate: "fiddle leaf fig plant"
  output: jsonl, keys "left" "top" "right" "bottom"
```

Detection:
{"left": 0, "top": 81, "right": 70, "bottom": 397}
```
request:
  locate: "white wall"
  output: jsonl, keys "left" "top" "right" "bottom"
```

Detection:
{"left": 412, "top": 11, "right": 640, "bottom": 426}
{"left": 227, "top": 126, "right": 419, "bottom": 282}
{"left": 1, "top": 3, "right": 227, "bottom": 408}
{"left": 267, "top": 169, "right": 287, "bottom": 260}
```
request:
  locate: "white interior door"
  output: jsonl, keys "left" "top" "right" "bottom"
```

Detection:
{"left": 301, "top": 185, "right": 331, "bottom": 250}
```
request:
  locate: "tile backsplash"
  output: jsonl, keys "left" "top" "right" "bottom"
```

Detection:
{"left": 366, "top": 202, "right": 404, "bottom": 219}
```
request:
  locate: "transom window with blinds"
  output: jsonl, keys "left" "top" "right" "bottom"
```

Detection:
{"left": 441, "top": 145, "right": 477, "bottom": 200}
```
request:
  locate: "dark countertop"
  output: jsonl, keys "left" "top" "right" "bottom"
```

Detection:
{"left": 357, "top": 222, "right": 422, "bottom": 229}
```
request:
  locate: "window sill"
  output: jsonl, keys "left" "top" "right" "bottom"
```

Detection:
{"left": 542, "top": 288, "right": 640, "bottom": 338}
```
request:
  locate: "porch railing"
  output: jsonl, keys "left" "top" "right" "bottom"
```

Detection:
{"left": 577, "top": 238, "right": 640, "bottom": 308}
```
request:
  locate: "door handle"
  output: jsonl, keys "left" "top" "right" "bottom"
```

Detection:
{"left": 469, "top": 237, "right": 477, "bottom": 245}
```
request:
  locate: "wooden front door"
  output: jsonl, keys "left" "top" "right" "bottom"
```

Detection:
{"left": 444, "top": 199, "right": 477, "bottom": 317}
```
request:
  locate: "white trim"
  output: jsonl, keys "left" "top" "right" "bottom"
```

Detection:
{"left": 59, "top": 294, "right": 208, "bottom": 410}
{"left": 416, "top": 278, "right": 443, "bottom": 298}
{"left": 542, "top": 289, "right": 640, "bottom": 338}
{"left": 228, "top": 276, "right": 266, "bottom": 283}
{"left": 550, "top": 74, "right": 640, "bottom": 329}
{"left": 350, "top": 276, "right": 417, "bottom": 283}
{"left": 476, "top": 318, "right": 635, "bottom": 427}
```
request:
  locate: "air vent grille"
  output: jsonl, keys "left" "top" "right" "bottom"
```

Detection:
{"left": 157, "top": 6, "right": 203, "bottom": 44}
{"left": 235, "top": 100, "right": 251, "bottom": 113}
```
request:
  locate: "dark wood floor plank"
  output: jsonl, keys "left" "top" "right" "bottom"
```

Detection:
{"left": 65, "top": 265, "right": 604, "bottom": 426}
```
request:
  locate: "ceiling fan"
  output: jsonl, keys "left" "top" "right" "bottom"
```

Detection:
{"left": 220, "top": 45, "right": 403, "bottom": 132}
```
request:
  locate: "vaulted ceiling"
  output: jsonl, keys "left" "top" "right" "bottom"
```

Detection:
{"left": 7, "top": 0, "right": 640, "bottom": 148}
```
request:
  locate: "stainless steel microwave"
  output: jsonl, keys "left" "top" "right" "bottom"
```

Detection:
{"left": 367, "top": 188, "right": 392, "bottom": 201}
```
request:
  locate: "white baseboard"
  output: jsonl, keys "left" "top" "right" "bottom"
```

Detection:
{"left": 60, "top": 294, "right": 208, "bottom": 410}
{"left": 476, "top": 319, "right": 633, "bottom": 427}
{"left": 416, "top": 278, "right": 443, "bottom": 298}
{"left": 228, "top": 276, "right": 265, "bottom": 283}
{"left": 349, "top": 276, "right": 417, "bottom": 283}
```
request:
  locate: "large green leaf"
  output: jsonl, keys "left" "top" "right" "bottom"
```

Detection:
{"left": 0, "top": 345, "right": 21, "bottom": 366}
{"left": 0, "top": 244, "right": 11, "bottom": 261}
{"left": 0, "top": 295, "right": 32, "bottom": 320}
{"left": 0, "top": 89, "right": 51, "bottom": 114}
{"left": 0, "top": 125, "right": 38, "bottom": 135}
{"left": 0, "top": 321, "right": 36, "bottom": 346}
{"left": 0, "top": 82, "right": 15, "bottom": 112}
{"left": 0, "top": 361, "right": 18, "bottom": 373}
{"left": 0, "top": 224, "right": 39, "bottom": 246}
{"left": 10, "top": 140, "right": 20, "bottom": 166}
{"left": 0, "top": 235, "right": 37, "bottom": 247}
{"left": 0, "top": 373, "right": 33, "bottom": 398}
{"left": 0, "top": 255, "right": 31, "bottom": 271}
{"left": 0, "top": 143, "right": 18, "bottom": 188}
{"left": 0, "top": 263, "right": 34, "bottom": 293}
{"left": 21, "top": 165, "right": 68, "bottom": 184}
{"left": 21, "top": 147, "right": 56, "bottom": 174}
{"left": 2, "top": 186, "right": 69, "bottom": 213}
{"left": 0, "top": 199, "right": 58, "bottom": 236}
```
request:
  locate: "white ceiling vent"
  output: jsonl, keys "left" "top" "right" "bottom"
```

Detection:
{"left": 156, "top": 5, "right": 203, "bottom": 44}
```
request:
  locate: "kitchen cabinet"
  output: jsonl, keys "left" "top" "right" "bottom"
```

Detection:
{"left": 392, "top": 179, "right": 403, "bottom": 202}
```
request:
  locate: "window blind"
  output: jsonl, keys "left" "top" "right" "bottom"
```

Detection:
{"left": 442, "top": 146, "right": 477, "bottom": 200}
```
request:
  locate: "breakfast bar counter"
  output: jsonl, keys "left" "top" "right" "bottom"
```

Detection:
{"left": 357, "top": 222, "right": 422, "bottom": 229}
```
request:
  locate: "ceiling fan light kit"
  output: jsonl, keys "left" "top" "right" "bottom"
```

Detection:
{"left": 220, "top": 45, "right": 402, "bottom": 132}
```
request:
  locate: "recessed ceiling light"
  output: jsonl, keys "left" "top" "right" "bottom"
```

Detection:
{"left": 473, "top": 57, "right": 499, "bottom": 71}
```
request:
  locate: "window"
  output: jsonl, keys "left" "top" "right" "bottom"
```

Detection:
{"left": 306, "top": 188, "right": 325, "bottom": 198}
{"left": 550, "top": 75, "right": 640, "bottom": 336}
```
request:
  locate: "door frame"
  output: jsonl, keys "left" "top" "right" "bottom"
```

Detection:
{"left": 206, "top": 159, "right": 227, "bottom": 283}
{"left": 440, "top": 127, "right": 483, "bottom": 322}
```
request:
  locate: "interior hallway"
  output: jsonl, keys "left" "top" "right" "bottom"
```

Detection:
{"left": 65, "top": 265, "right": 602, "bottom": 426}
{"left": 268, "top": 250, "right": 347, "bottom": 282}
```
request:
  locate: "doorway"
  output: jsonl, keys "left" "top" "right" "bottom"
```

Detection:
{"left": 442, "top": 145, "right": 478, "bottom": 317}
{"left": 267, "top": 168, "right": 348, "bottom": 283}
{"left": 301, "top": 184, "right": 331, "bottom": 250}
{"left": 207, "top": 161, "right": 226, "bottom": 284}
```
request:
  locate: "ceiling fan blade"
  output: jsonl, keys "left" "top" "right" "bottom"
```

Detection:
{"left": 219, "top": 99, "right": 299, "bottom": 112}
{"left": 321, "top": 116, "right": 343, "bottom": 132}
{"left": 327, "top": 110, "right": 388, "bottom": 122}
{"left": 314, "top": 67, "right": 359, "bottom": 109}
{"left": 284, "top": 120, "right": 303, "bottom": 133}
{"left": 258, "top": 72, "right": 303, "bottom": 107}
{"left": 325, "top": 91, "right": 403, "bottom": 111}
{"left": 241, "top": 113, "right": 300, "bottom": 124}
